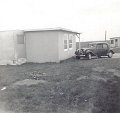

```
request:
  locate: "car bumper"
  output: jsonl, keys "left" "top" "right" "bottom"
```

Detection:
{"left": 75, "top": 54, "right": 86, "bottom": 57}
{"left": 80, "top": 55, "right": 86, "bottom": 57}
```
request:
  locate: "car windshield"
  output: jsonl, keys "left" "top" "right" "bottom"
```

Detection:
{"left": 88, "top": 43, "right": 96, "bottom": 48}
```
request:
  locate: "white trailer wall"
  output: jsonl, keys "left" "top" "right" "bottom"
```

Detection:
{"left": 0, "top": 31, "right": 15, "bottom": 65}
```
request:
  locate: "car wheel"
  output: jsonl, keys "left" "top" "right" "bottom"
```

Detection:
{"left": 87, "top": 53, "right": 92, "bottom": 60}
{"left": 76, "top": 56, "right": 80, "bottom": 59}
{"left": 108, "top": 51, "right": 113, "bottom": 58}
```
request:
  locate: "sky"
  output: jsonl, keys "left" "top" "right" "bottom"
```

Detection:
{"left": 0, "top": 0, "right": 120, "bottom": 41}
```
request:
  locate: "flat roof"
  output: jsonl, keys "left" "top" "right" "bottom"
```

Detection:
{"left": 24, "top": 27, "right": 81, "bottom": 34}
{"left": 110, "top": 37, "right": 120, "bottom": 39}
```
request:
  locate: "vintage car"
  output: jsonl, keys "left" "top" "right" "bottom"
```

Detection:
{"left": 75, "top": 42, "right": 114, "bottom": 60}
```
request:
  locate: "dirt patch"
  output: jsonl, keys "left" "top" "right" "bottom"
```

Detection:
{"left": 114, "top": 72, "right": 120, "bottom": 77}
{"left": 107, "top": 69, "right": 116, "bottom": 73}
{"left": 0, "top": 110, "right": 14, "bottom": 113}
{"left": 76, "top": 76, "right": 88, "bottom": 81}
{"left": 92, "top": 67, "right": 105, "bottom": 72}
{"left": 13, "top": 79, "right": 47, "bottom": 86}
{"left": 107, "top": 69, "right": 120, "bottom": 77}
{"left": 92, "top": 67, "right": 120, "bottom": 78}
{"left": 90, "top": 75, "right": 107, "bottom": 82}
{"left": 77, "top": 75, "right": 107, "bottom": 82}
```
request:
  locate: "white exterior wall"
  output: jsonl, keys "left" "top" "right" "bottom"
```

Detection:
{"left": 58, "top": 31, "right": 76, "bottom": 61}
{"left": 0, "top": 31, "right": 15, "bottom": 64}
{"left": 0, "top": 30, "right": 26, "bottom": 65}
{"left": 117, "top": 38, "right": 120, "bottom": 47}
{"left": 25, "top": 31, "right": 59, "bottom": 63}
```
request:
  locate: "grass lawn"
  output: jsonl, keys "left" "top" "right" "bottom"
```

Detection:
{"left": 0, "top": 57, "right": 120, "bottom": 113}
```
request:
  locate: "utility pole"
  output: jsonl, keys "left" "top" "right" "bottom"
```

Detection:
{"left": 105, "top": 30, "right": 107, "bottom": 42}
{"left": 79, "top": 34, "right": 80, "bottom": 50}
{"left": 77, "top": 33, "right": 81, "bottom": 50}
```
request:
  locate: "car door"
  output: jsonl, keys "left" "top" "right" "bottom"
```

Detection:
{"left": 96, "top": 43, "right": 104, "bottom": 56}
{"left": 102, "top": 43, "right": 109, "bottom": 55}
{"left": 88, "top": 43, "right": 97, "bottom": 55}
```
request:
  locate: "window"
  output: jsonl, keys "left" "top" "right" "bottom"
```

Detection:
{"left": 115, "top": 39, "right": 118, "bottom": 42}
{"left": 64, "top": 34, "right": 68, "bottom": 51}
{"left": 89, "top": 44, "right": 96, "bottom": 48}
{"left": 103, "top": 44, "right": 108, "bottom": 49}
{"left": 69, "top": 34, "right": 73, "bottom": 49}
{"left": 111, "top": 40, "right": 114, "bottom": 44}
{"left": 17, "top": 34, "right": 24, "bottom": 44}
{"left": 64, "top": 40, "right": 67, "bottom": 50}
{"left": 96, "top": 44, "right": 103, "bottom": 49}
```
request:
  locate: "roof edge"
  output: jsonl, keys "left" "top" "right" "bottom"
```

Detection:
{"left": 24, "top": 27, "right": 81, "bottom": 34}
{"left": 110, "top": 37, "right": 120, "bottom": 39}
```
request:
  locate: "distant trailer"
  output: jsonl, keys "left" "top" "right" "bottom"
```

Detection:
{"left": 110, "top": 37, "right": 120, "bottom": 48}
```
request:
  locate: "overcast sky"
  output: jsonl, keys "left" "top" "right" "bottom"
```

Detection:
{"left": 0, "top": 0, "right": 120, "bottom": 41}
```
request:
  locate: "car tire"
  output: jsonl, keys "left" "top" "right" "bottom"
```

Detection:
{"left": 97, "top": 55, "right": 101, "bottom": 58}
{"left": 96, "top": 55, "right": 101, "bottom": 58}
{"left": 87, "top": 53, "right": 92, "bottom": 60}
{"left": 108, "top": 51, "right": 113, "bottom": 58}
{"left": 76, "top": 56, "right": 80, "bottom": 59}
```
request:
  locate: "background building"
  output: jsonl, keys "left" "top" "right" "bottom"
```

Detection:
{"left": 110, "top": 37, "right": 120, "bottom": 48}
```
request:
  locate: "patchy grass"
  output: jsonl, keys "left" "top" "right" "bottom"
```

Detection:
{"left": 0, "top": 57, "right": 120, "bottom": 113}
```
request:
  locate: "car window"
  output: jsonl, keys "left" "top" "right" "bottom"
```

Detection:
{"left": 89, "top": 44, "right": 96, "bottom": 48}
{"left": 96, "top": 44, "right": 103, "bottom": 49}
{"left": 103, "top": 44, "right": 108, "bottom": 49}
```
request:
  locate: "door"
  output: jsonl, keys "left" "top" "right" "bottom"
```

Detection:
{"left": 102, "top": 43, "right": 109, "bottom": 55}
{"left": 96, "top": 43, "right": 104, "bottom": 56}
